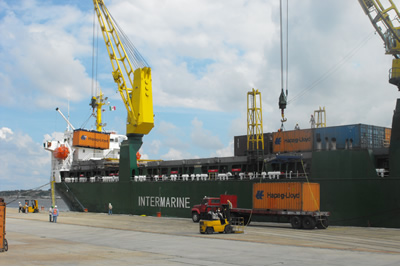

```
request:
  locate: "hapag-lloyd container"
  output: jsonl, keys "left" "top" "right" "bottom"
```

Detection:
{"left": 73, "top": 129, "right": 110, "bottom": 149}
{"left": 253, "top": 182, "right": 320, "bottom": 212}
{"left": 272, "top": 129, "right": 313, "bottom": 153}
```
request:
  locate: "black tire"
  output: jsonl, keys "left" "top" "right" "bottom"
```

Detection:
{"left": 206, "top": 227, "right": 214, "bottom": 234}
{"left": 224, "top": 225, "right": 233, "bottom": 234}
{"left": 192, "top": 212, "right": 200, "bottom": 223}
{"left": 302, "top": 216, "right": 316, "bottom": 229}
{"left": 4, "top": 239, "right": 8, "bottom": 252}
{"left": 290, "top": 216, "right": 302, "bottom": 229}
{"left": 316, "top": 217, "right": 329, "bottom": 229}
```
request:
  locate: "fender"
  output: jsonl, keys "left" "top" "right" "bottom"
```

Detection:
{"left": 191, "top": 207, "right": 200, "bottom": 214}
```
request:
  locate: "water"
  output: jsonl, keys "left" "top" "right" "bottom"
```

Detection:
{"left": 2, "top": 197, "right": 70, "bottom": 212}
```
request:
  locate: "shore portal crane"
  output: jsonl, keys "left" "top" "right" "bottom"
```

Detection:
{"left": 358, "top": 0, "right": 400, "bottom": 89}
{"left": 93, "top": 0, "right": 154, "bottom": 179}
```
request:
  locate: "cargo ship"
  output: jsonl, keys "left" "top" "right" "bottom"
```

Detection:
{"left": 44, "top": 99, "right": 400, "bottom": 228}
{"left": 43, "top": 0, "right": 400, "bottom": 229}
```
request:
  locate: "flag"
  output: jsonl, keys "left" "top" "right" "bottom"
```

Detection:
{"left": 109, "top": 106, "right": 116, "bottom": 111}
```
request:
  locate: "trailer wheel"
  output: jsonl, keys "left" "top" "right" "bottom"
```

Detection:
{"left": 206, "top": 227, "right": 214, "bottom": 234}
{"left": 224, "top": 225, "right": 233, "bottom": 234}
{"left": 302, "top": 216, "right": 316, "bottom": 229}
{"left": 290, "top": 216, "right": 302, "bottom": 229}
{"left": 192, "top": 212, "right": 200, "bottom": 222}
{"left": 316, "top": 217, "right": 329, "bottom": 229}
{"left": 4, "top": 239, "right": 8, "bottom": 252}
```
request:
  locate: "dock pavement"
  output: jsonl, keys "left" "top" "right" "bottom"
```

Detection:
{"left": 2, "top": 208, "right": 400, "bottom": 265}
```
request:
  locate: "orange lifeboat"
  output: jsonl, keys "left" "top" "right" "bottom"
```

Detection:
{"left": 53, "top": 145, "right": 69, "bottom": 160}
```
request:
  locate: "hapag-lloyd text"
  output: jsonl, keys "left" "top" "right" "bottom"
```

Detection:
{"left": 267, "top": 193, "right": 300, "bottom": 200}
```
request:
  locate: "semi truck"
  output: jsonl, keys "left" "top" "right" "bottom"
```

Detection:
{"left": 191, "top": 182, "right": 330, "bottom": 229}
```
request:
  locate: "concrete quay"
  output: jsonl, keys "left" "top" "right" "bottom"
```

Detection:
{"left": 2, "top": 209, "right": 400, "bottom": 265}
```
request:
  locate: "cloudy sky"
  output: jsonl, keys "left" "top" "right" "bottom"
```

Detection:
{"left": 1, "top": 0, "right": 399, "bottom": 190}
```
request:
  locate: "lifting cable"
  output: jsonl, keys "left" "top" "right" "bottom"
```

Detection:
{"left": 105, "top": 5, "right": 150, "bottom": 69}
{"left": 91, "top": 8, "right": 97, "bottom": 98}
{"left": 279, "top": 0, "right": 289, "bottom": 126}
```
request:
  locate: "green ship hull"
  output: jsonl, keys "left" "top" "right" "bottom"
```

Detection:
{"left": 56, "top": 149, "right": 400, "bottom": 228}
{"left": 54, "top": 99, "right": 400, "bottom": 228}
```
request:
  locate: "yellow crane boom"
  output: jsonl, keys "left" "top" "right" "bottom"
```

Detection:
{"left": 93, "top": 0, "right": 154, "bottom": 135}
{"left": 358, "top": 0, "right": 400, "bottom": 89}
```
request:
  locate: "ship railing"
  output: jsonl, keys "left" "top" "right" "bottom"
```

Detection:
{"left": 64, "top": 175, "right": 119, "bottom": 183}
{"left": 132, "top": 171, "right": 309, "bottom": 182}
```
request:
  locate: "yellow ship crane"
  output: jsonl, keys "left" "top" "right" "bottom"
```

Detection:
{"left": 359, "top": 0, "right": 400, "bottom": 89}
{"left": 93, "top": 0, "right": 154, "bottom": 179}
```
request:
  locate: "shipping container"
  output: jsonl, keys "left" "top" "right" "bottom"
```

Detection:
{"left": 234, "top": 133, "right": 273, "bottom": 156}
{"left": 234, "top": 136, "right": 247, "bottom": 156}
{"left": 253, "top": 182, "right": 320, "bottom": 212}
{"left": 0, "top": 198, "right": 5, "bottom": 252}
{"left": 385, "top": 128, "right": 392, "bottom": 147}
{"left": 72, "top": 129, "right": 110, "bottom": 150}
{"left": 272, "top": 129, "right": 313, "bottom": 153}
{"left": 313, "top": 124, "right": 390, "bottom": 151}
{"left": 360, "top": 124, "right": 386, "bottom": 149}
{"left": 314, "top": 124, "right": 360, "bottom": 150}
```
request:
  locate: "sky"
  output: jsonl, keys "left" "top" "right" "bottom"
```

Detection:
{"left": 0, "top": 0, "right": 399, "bottom": 190}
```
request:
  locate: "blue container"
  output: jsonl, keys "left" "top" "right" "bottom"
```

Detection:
{"left": 360, "top": 125, "right": 386, "bottom": 149}
{"left": 313, "top": 124, "right": 361, "bottom": 150}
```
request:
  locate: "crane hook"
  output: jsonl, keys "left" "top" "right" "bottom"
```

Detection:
{"left": 279, "top": 88, "right": 288, "bottom": 123}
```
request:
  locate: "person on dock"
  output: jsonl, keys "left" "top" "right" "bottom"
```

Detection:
{"left": 108, "top": 203, "right": 113, "bottom": 215}
{"left": 18, "top": 202, "right": 22, "bottom": 213}
{"left": 53, "top": 205, "right": 59, "bottom": 223}
{"left": 49, "top": 206, "right": 53, "bottom": 222}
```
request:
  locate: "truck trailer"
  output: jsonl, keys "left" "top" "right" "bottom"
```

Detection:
{"left": 191, "top": 182, "right": 330, "bottom": 229}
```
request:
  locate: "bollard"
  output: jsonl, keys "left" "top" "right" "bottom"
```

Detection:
{"left": 156, "top": 212, "right": 161, "bottom": 217}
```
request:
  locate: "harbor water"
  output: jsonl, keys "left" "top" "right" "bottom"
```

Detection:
{"left": 2, "top": 197, "right": 69, "bottom": 212}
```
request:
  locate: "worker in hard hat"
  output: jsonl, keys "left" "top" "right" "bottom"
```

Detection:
{"left": 295, "top": 123, "right": 300, "bottom": 130}
{"left": 53, "top": 205, "right": 59, "bottom": 223}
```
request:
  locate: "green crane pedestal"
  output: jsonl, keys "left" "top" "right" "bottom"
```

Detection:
{"left": 389, "top": 99, "right": 400, "bottom": 178}
{"left": 119, "top": 134, "right": 143, "bottom": 182}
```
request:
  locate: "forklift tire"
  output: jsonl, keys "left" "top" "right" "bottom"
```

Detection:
{"left": 224, "top": 225, "right": 233, "bottom": 234}
{"left": 290, "top": 216, "right": 302, "bottom": 229}
{"left": 206, "top": 227, "right": 214, "bottom": 234}
{"left": 4, "top": 239, "right": 8, "bottom": 252}
{"left": 192, "top": 212, "right": 200, "bottom": 223}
